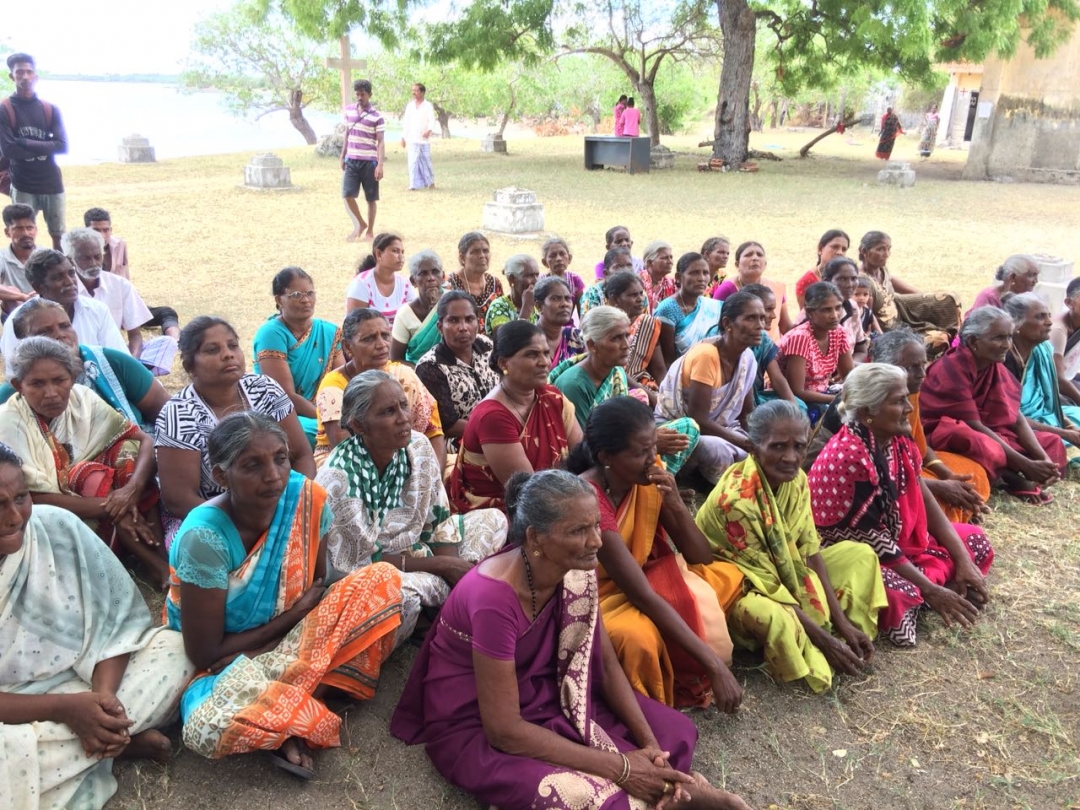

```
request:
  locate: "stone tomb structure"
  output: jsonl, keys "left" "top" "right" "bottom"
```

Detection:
{"left": 118, "top": 134, "right": 155, "bottom": 163}
{"left": 1033, "top": 254, "right": 1076, "bottom": 313}
{"left": 482, "top": 187, "right": 544, "bottom": 234}
{"left": 877, "top": 160, "right": 916, "bottom": 187}
{"left": 243, "top": 154, "right": 293, "bottom": 189}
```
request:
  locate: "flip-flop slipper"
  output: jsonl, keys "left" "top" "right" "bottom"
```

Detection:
{"left": 1006, "top": 487, "right": 1053, "bottom": 506}
{"left": 266, "top": 748, "right": 314, "bottom": 781}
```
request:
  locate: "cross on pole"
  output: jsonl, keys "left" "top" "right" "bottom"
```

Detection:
{"left": 326, "top": 35, "right": 366, "bottom": 109}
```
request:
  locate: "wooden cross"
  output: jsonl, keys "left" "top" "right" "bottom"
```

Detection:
{"left": 325, "top": 35, "right": 366, "bottom": 109}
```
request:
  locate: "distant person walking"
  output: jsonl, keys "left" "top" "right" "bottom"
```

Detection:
{"left": 918, "top": 104, "right": 940, "bottom": 159}
{"left": 621, "top": 96, "right": 641, "bottom": 137}
{"left": 340, "top": 79, "right": 385, "bottom": 243}
{"left": 875, "top": 106, "right": 903, "bottom": 160}
{"left": 0, "top": 54, "right": 67, "bottom": 249}
{"left": 401, "top": 82, "right": 436, "bottom": 191}
{"left": 613, "top": 94, "right": 627, "bottom": 136}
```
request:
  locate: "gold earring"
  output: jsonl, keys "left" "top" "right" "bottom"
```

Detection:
{"left": 533, "top": 549, "right": 541, "bottom": 557}
{"left": 867, "top": 417, "right": 874, "bottom": 424}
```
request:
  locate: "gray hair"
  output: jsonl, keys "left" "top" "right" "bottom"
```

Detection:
{"left": 60, "top": 227, "right": 104, "bottom": 258}
{"left": 341, "top": 369, "right": 398, "bottom": 430}
{"left": 837, "top": 363, "right": 907, "bottom": 425}
{"left": 868, "top": 328, "right": 922, "bottom": 365}
{"left": 1002, "top": 291, "right": 1048, "bottom": 324}
{"left": 503, "top": 253, "right": 537, "bottom": 281}
{"left": 207, "top": 412, "right": 288, "bottom": 472}
{"left": 580, "top": 305, "right": 630, "bottom": 344}
{"left": 959, "top": 305, "right": 1011, "bottom": 347}
{"left": 11, "top": 298, "right": 67, "bottom": 339}
{"left": 541, "top": 236, "right": 570, "bottom": 258}
{"left": 505, "top": 469, "right": 594, "bottom": 546}
{"left": 407, "top": 249, "right": 443, "bottom": 279}
{"left": 994, "top": 254, "right": 1038, "bottom": 282}
{"left": 533, "top": 274, "right": 571, "bottom": 305}
{"left": 747, "top": 399, "right": 810, "bottom": 446}
{"left": 10, "top": 336, "right": 79, "bottom": 382}
{"left": 642, "top": 240, "right": 672, "bottom": 265}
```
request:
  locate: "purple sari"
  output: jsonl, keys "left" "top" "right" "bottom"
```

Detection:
{"left": 391, "top": 552, "right": 696, "bottom": 809}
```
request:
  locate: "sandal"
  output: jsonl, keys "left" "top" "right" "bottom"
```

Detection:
{"left": 266, "top": 745, "right": 314, "bottom": 781}
{"left": 1006, "top": 487, "right": 1054, "bottom": 506}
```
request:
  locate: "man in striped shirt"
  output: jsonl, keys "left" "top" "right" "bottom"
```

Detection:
{"left": 340, "top": 79, "right": 386, "bottom": 242}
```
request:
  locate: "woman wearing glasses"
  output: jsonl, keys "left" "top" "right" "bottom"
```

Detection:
{"left": 254, "top": 267, "right": 344, "bottom": 447}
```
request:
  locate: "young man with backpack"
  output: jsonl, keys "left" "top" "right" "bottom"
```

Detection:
{"left": 0, "top": 53, "right": 67, "bottom": 249}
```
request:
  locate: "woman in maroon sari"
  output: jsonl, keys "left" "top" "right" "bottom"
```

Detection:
{"left": 921, "top": 306, "right": 1065, "bottom": 504}
{"left": 392, "top": 469, "right": 751, "bottom": 810}
{"left": 808, "top": 363, "right": 993, "bottom": 647}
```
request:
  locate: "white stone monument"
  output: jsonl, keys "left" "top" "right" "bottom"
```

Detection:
{"left": 482, "top": 187, "right": 544, "bottom": 234}
{"left": 877, "top": 160, "right": 916, "bottom": 187}
{"left": 243, "top": 154, "right": 293, "bottom": 189}
{"left": 1033, "top": 254, "right": 1076, "bottom": 313}
{"left": 118, "top": 134, "right": 156, "bottom": 163}
{"left": 649, "top": 144, "right": 675, "bottom": 170}
{"left": 481, "top": 134, "right": 508, "bottom": 154}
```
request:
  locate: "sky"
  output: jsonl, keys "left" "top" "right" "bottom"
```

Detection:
{"left": 5, "top": 0, "right": 248, "bottom": 75}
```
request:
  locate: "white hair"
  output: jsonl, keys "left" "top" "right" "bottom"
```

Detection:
{"left": 837, "top": 363, "right": 906, "bottom": 425}
{"left": 581, "top": 305, "right": 630, "bottom": 344}
{"left": 994, "top": 254, "right": 1037, "bottom": 282}
{"left": 60, "top": 227, "right": 104, "bottom": 258}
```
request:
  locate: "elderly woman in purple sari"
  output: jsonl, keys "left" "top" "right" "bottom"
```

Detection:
{"left": 391, "top": 469, "right": 752, "bottom": 810}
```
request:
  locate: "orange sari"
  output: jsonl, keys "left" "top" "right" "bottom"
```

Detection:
{"left": 909, "top": 394, "right": 991, "bottom": 523}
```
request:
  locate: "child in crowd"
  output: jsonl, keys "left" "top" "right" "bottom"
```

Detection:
{"left": 854, "top": 276, "right": 882, "bottom": 338}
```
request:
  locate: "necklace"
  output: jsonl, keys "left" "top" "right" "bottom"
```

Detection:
{"left": 1009, "top": 344, "right": 1030, "bottom": 374}
{"left": 500, "top": 381, "right": 536, "bottom": 423}
{"left": 520, "top": 546, "right": 537, "bottom": 620}
{"left": 677, "top": 287, "right": 695, "bottom": 314}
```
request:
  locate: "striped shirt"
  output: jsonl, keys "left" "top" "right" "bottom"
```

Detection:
{"left": 344, "top": 103, "right": 385, "bottom": 161}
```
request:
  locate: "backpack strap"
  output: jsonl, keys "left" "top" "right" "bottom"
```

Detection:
{"left": 0, "top": 98, "right": 54, "bottom": 130}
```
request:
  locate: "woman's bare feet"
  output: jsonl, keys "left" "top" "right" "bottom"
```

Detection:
{"left": 119, "top": 730, "right": 172, "bottom": 762}
{"left": 685, "top": 772, "right": 753, "bottom": 810}
{"left": 267, "top": 737, "right": 315, "bottom": 780}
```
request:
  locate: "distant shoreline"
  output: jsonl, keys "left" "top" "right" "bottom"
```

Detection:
{"left": 44, "top": 74, "right": 180, "bottom": 84}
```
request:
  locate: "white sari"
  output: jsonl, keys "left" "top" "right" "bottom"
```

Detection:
{"left": 0, "top": 505, "right": 193, "bottom": 810}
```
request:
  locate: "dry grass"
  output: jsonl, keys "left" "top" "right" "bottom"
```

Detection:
{"left": 93, "top": 130, "right": 1080, "bottom": 809}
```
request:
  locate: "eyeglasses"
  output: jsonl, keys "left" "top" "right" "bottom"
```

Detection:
{"left": 283, "top": 291, "right": 317, "bottom": 301}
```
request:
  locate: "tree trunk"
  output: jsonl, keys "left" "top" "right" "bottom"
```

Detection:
{"left": 432, "top": 102, "right": 452, "bottom": 138}
{"left": 713, "top": 0, "right": 757, "bottom": 163}
{"left": 799, "top": 124, "right": 840, "bottom": 158}
{"left": 288, "top": 89, "right": 317, "bottom": 145}
{"left": 635, "top": 81, "right": 661, "bottom": 147}
{"left": 750, "top": 81, "right": 763, "bottom": 132}
{"left": 496, "top": 80, "right": 518, "bottom": 139}
{"left": 768, "top": 98, "right": 778, "bottom": 129}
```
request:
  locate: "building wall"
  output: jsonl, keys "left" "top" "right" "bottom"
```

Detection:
{"left": 963, "top": 24, "right": 1080, "bottom": 183}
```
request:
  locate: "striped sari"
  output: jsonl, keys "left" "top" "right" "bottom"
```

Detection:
{"left": 166, "top": 473, "right": 403, "bottom": 759}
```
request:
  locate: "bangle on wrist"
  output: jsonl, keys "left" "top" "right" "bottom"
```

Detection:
{"left": 614, "top": 752, "right": 631, "bottom": 786}
{"left": 923, "top": 459, "right": 946, "bottom": 471}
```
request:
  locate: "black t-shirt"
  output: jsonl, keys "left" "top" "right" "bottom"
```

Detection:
{"left": 0, "top": 94, "right": 66, "bottom": 194}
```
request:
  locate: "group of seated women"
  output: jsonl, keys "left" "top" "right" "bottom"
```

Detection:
{"left": 1, "top": 221, "right": 1074, "bottom": 810}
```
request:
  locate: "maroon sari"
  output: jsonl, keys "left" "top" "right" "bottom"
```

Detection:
{"left": 920, "top": 345, "right": 1066, "bottom": 480}
{"left": 390, "top": 556, "right": 696, "bottom": 809}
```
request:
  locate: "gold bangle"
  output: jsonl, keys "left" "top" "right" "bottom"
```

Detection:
{"left": 923, "top": 459, "right": 946, "bottom": 471}
{"left": 614, "top": 752, "right": 631, "bottom": 786}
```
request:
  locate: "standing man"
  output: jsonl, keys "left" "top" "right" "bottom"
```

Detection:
{"left": 401, "top": 83, "right": 436, "bottom": 191}
{"left": 0, "top": 203, "right": 37, "bottom": 316}
{"left": 0, "top": 54, "right": 67, "bottom": 249}
{"left": 340, "top": 79, "right": 385, "bottom": 243}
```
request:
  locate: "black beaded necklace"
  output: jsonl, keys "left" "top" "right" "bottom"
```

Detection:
{"left": 519, "top": 545, "right": 537, "bottom": 620}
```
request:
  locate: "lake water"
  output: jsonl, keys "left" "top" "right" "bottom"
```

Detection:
{"left": 30, "top": 79, "right": 389, "bottom": 165}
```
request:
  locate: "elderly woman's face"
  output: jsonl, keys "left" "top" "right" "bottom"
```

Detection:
{"left": 705, "top": 242, "right": 730, "bottom": 272}
{"left": 647, "top": 248, "right": 673, "bottom": 277}
{"left": 190, "top": 325, "right": 245, "bottom": 386}
{"left": 511, "top": 261, "right": 540, "bottom": 297}
{"left": 218, "top": 431, "right": 291, "bottom": 508}
{"left": 353, "top": 381, "right": 412, "bottom": 452}
{"left": 460, "top": 238, "right": 490, "bottom": 275}
{"left": 1017, "top": 300, "right": 1053, "bottom": 343}
{"left": 680, "top": 259, "right": 711, "bottom": 299}
{"left": 0, "top": 463, "right": 32, "bottom": 557}
{"left": 25, "top": 307, "right": 78, "bottom": 351}
{"left": 14, "top": 358, "right": 75, "bottom": 420}
{"left": 608, "top": 228, "right": 632, "bottom": 250}
{"left": 969, "top": 316, "right": 1014, "bottom": 366}
{"left": 439, "top": 298, "right": 480, "bottom": 353}
{"left": 753, "top": 418, "right": 809, "bottom": 487}
{"left": 609, "top": 279, "right": 646, "bottom": 318}
{"left": 863, "top": 239, "right": 891, "bottom": 269}
{"left": 725, "top": 299, "right": 767, "bottom": 348}
{"left": 36, "top": 259, "right": 79, "bottom": 307}
{"left": 604, "top": 423, "right": 658, "bottom": 487}
{"left": 1009, "top": 263, "right": 1040, "bottom": 294}
{"left": 501, "top": 334, "right": 551, "bottom": 390}
{"left": 412, "top": 258, "right": 444, "bottom": 303}
{"left": 346, "top": 318, "right": 391, "bottom": 370}
{"left": 537, "top": 283, "right": 574, "bottom": 326}
{"left": 589, "top": 323, "right": 630, "bottom": 369}
{"left": 531, "top": 493, "right": 603, "bottom": 573}
{"left": 866, "top": 380, "right": 912, "bottom": 438}
{"left": 894, "top": 342, "right": 928, "bottom": 394}
{"left": 543, "top": 243, "right": 572, "bottom": 275}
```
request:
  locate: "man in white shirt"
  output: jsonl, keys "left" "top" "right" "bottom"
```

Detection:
{"left": 1, "top": 248, "right": 127, "bottom": 368}
{"left": 62, "top": 227, "right": 151, "bottom": 356}
{"left": 400, "top": 82, "right": 436, "bottom": 191}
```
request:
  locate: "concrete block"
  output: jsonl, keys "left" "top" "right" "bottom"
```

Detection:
{"left": 1033, "top": 254, "right": 1076, "bottom": 312}
{"left": 649, "top": 144, "right": 675, "bottom": 170}
{"left": 118, "top": 134, "right": 156, "bottom": 163}
{"left": 482, "top": 186, "right": 544, "bottom": 234}
{"left": 877, "top": 162, "right": 916, "bottom": 187}
{"left": 243, "top": 153, "right": 293, "bottom": 189}
{"left": 481, "top": 134, "right": 508, "bottom": 154}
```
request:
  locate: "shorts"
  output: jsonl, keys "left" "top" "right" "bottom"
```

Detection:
{"left": 342, "top": 158, "right": 379, "bottom": 202}
{"left": 10, "top": 186, "right": 66, "bottom": 235}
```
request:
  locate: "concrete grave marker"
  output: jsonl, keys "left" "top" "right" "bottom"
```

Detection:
{"left": 877, "top": 160, "right": 916, "bottom": 187}
{"left": 243, "top": 153, "right": 293, "bottom": 189}
{"left": 118, "top": 134, "right": 156, "bottom": 163}
{"left": 482, "top": 187, "right": 544, "bottom": 234}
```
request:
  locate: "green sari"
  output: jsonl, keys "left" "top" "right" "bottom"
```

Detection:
{"left": 1018, "top": 341, "right": 1080, "bottom": 459}
{"left": 405, "top": 308, "right": 442, "bottom": 364}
